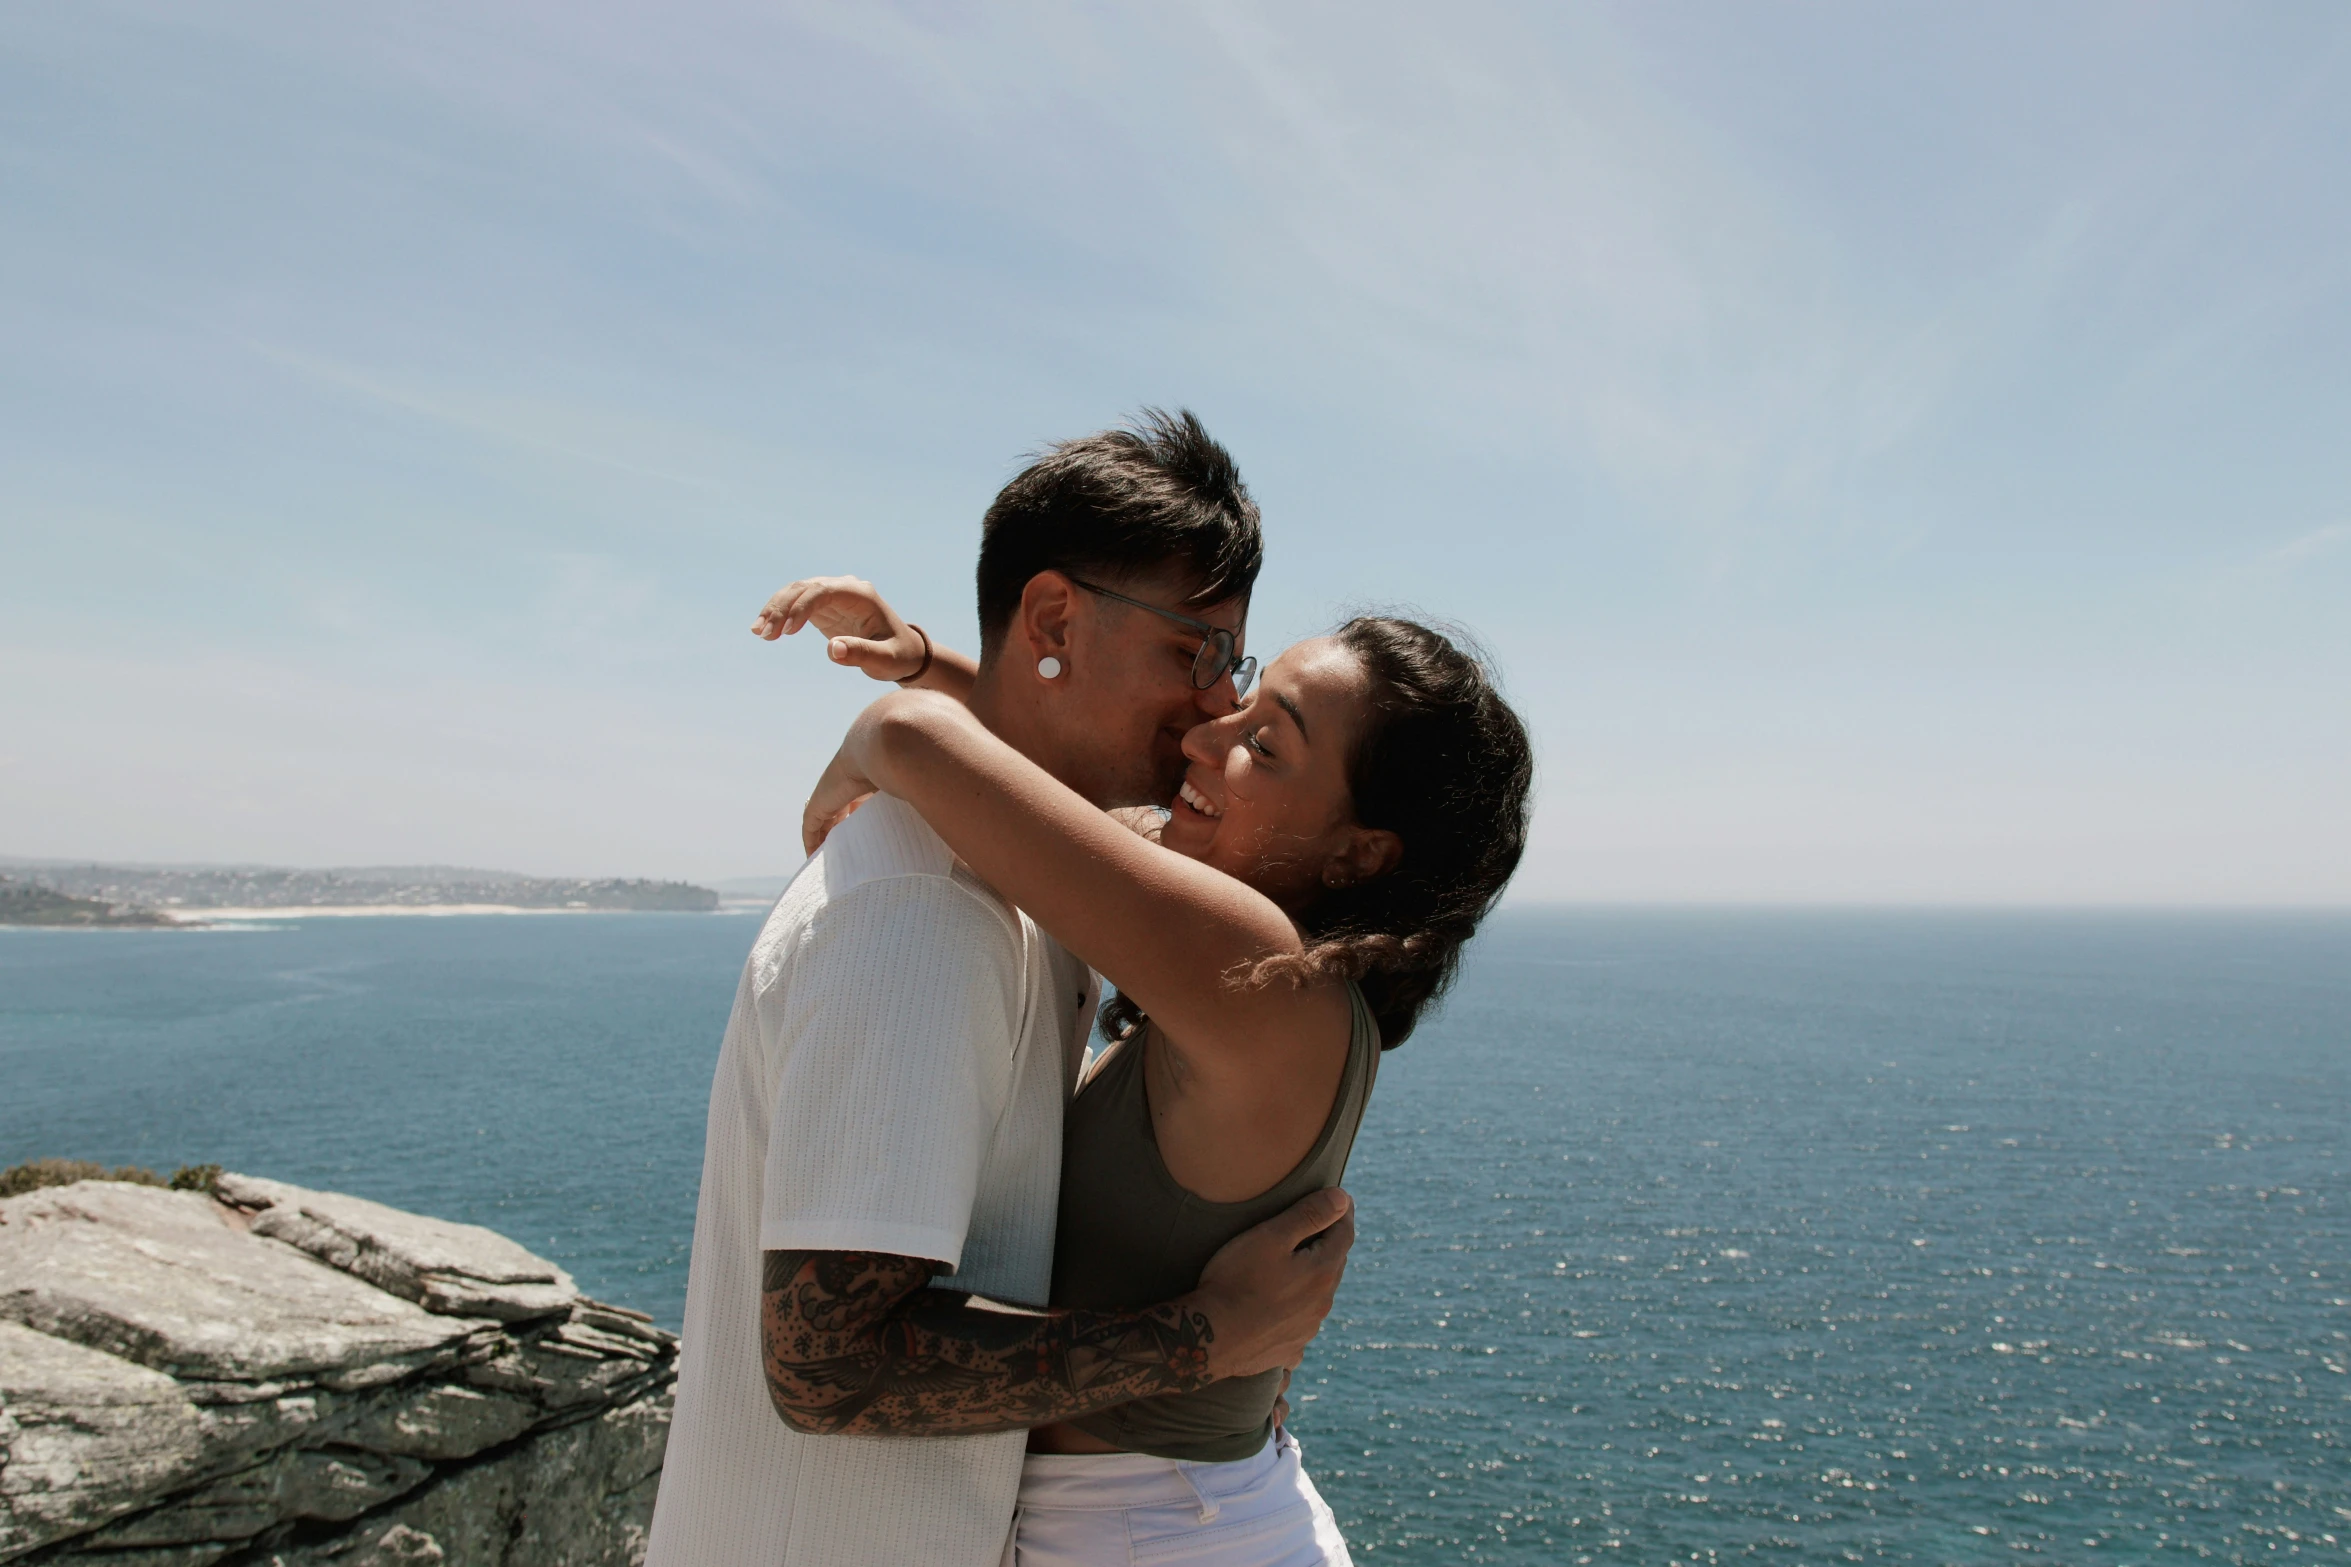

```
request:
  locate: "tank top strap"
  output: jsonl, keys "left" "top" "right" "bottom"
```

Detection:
{"left": 1304, "top": 979, "right": 1381, "bottom": 1189}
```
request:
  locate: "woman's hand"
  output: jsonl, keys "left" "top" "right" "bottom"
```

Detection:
{"left": 799, "top": 687, "right": 969, "bottom": 855}
{"left": 1107, "top": 805, "right": 1170, "bottom": 844}
{"left": 801, "top": 744, "right": 879, "bottom": 856}
{"left": 753, "top": 575, "right": 926, "bottom": 681}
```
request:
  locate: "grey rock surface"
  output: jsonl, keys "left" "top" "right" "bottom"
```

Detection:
{"left": 0, "top": 1178, "right": 676, "bottom": 1567}
{"left": 0, "top": 1323, "right": 213, "bottom": 1558}
{"left": 258, "top": 1398, "right": 671, "bottom": 1567}
{"left": 214, "top": 1178, "right": 576, "bottom": 1325}
{"left": 0, "top": 1185, "right": 487, "bottom": 1388}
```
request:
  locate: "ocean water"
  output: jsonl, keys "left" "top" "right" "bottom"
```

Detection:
{"left": 3, "top": 909, "right": 2346, "bottom": 1564}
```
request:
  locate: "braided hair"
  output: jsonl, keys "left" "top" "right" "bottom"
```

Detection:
{"left": 1104, "top": 615, "right": 1536, "bottom": 1050}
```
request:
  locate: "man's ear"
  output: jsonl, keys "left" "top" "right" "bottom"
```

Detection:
{"left": 1016, "top": 571, "right": 1081, "bottom": 673}
{"left": 1340, "top": 827, "right": 1403, "bottom": 887}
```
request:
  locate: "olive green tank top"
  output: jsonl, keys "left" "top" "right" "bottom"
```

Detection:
{"left": 1049, "top": 981, "right": 1381, "bottom": 1462}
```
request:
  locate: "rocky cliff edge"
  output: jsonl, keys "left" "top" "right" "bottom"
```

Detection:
{"left": 0, "top": 1174, "right": 676, "bottom": 1567}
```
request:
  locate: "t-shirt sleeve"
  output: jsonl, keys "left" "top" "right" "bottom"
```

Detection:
{"left": 756, "top": 874, "right": 1024, "bottom": 1271}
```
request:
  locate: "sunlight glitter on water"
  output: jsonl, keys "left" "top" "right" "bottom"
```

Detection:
{"left": 5, "top": 908, "right": 2347, "bottom": 1564}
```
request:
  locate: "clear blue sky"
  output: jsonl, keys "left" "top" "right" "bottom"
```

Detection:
{"left": 5, "top": 2, "right": 2346, "bottom": 901}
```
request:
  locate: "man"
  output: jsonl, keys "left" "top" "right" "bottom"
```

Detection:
{"left": 646, "top": 411, "right": 1354, "bottom": 1567}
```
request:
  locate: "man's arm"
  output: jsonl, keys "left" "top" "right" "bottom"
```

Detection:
{"left": 759, "top": 1252, "right": 1213, "bottom": 1436}
{"left": 760, "top": 1187, "right": 1354, "bottom": 1438}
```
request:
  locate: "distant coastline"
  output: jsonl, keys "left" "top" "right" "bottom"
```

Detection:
{"left": 0, "top": 878, "right": 176, "bottom": 927}
{"left": 0, "top": 860, "right": 720, "bottom": 927}
{"left": 160, "top": 904, "right": 718, "bottom": 920}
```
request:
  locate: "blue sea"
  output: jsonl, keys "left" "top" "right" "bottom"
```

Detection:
{"left": 4, "top": 909, "right": 2346, "bottom": 1564}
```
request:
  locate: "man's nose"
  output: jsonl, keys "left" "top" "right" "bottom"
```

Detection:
{"left": 1192, "top": 670, "right": 1243, "bottom": 716}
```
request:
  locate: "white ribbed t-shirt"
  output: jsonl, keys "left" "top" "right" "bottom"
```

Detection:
{"left": 645, "top": 795, "right": 1096, "bottom": 1567}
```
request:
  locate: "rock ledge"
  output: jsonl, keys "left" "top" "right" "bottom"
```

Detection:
{"left": 0, "top": 1176, "right": 675, "bottom": 1567}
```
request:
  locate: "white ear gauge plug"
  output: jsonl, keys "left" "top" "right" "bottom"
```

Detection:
{"left": 1037, "top": 656, "right": 1064, "bottom": 680}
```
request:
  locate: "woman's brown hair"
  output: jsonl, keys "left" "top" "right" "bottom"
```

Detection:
{"left": 1106, "top": 615, "right": 1535, "bottom": 1049}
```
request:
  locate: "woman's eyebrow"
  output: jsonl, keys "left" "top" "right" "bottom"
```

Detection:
{"left": 1273, "top": 690, "right": 1309, "bottom": 740}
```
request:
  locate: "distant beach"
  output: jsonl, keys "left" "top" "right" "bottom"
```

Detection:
{"left": 168, "top": 903, "right": 732, "bottom": 921}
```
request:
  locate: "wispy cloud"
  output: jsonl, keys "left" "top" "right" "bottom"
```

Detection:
{"left": 247, "top": 342, "right": 733, "bottom": 495}
{"left": 2258, "top": 521, "right": 2351, "bottom": 568}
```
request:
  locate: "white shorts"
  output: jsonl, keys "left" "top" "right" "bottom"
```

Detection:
{"left": 1008, "top": 1427, "right": 1353, "bottom": 1567}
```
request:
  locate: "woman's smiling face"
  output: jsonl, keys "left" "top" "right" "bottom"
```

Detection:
{"left": 1160, "top": 636, "right": 1396, "bottom": 910}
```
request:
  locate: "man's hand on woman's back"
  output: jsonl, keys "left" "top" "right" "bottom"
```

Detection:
{"left": 1186, "top": 1187, "right": 1355, "bottom": 1380}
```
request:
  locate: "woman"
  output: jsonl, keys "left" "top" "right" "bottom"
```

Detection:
{"left": 756, "top": 575, "right": 1534, "bottom": 1566}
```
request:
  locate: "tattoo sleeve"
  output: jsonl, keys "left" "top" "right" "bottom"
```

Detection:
{"left": 759, "top": 1249, "right": 1215, "bottom": 1436}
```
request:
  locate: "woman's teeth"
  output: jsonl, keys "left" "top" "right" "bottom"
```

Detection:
{"left": 1178, "top": 781, "right": 1222, "bottom": 819}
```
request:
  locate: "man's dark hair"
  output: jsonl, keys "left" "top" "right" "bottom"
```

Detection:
{"left": 975, "top": 408, "right": 1263, "bottom": 654}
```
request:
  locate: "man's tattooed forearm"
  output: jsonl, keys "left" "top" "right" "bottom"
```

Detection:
{"left": 758, "top": 1249, "right": 1216, "bottom": 1437}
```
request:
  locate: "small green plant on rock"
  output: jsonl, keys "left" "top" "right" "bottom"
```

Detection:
{"left": 0, "top": 1157, "right": 222, "bottom": 1199}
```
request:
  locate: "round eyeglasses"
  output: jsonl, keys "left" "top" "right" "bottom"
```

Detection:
{"left": 1069, "top": 579, "right": 1257, "bottom": 699}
